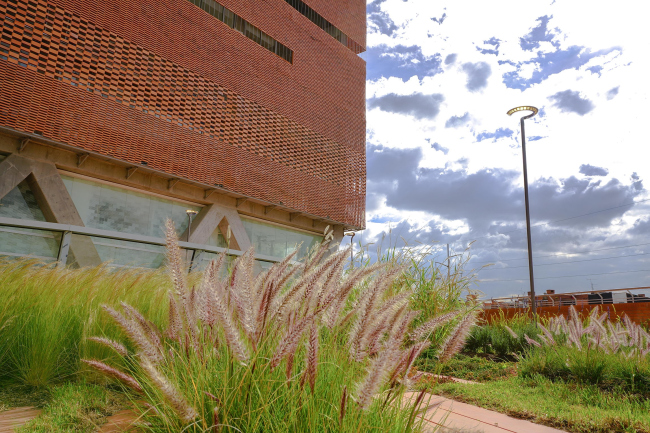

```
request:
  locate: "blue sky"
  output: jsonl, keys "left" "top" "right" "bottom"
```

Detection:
{"left": 348, "top": 0, "right": 650, "bottom": 299}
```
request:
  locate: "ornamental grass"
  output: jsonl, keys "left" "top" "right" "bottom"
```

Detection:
{"left": 502, "top": 306, "right": 650, "bottom": 396}
{"left": 79, "top": 221, "right": 474, "bottom": 432}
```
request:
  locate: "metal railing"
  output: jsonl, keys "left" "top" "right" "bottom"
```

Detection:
{"left": 0, "top": 216, "right": 289, "bottom": 269}
{"left": 482, "top": 286, "right": 650, "bottom": 309}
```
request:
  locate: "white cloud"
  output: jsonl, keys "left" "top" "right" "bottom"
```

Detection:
{"left": 360, "top": 0, "right": 650, "bottom": 296}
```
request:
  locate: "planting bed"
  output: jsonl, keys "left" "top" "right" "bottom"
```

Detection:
{"left": 0, "top": 227, "right": 482, "bottom": 432}
{"left": 415, "top": 308, "right": 650, "bottom": 433}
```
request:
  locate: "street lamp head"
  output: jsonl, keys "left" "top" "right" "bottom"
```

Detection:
{"left": 507, "top": 106, "right": 538, "bottom": 119}
{"left": 344, "top": 231, "right": 356, "bottom": 237}
{"left": 186, "top": 209, "right": 198, "bottom": 217}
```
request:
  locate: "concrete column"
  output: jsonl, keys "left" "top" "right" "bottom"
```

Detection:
{"left": 0, "top": 154, "right": 33, "bottom": 200}
{"left": 180, "top": 203, "right": 252, "bottom": 252}
{"left": 218, "top": 209, "right": 261, "bottom": 273}
{"left": 322, "top": 224, "right": 345, "bottom": 259}
{"left": 182, "top": 204, "right": 227, "bottom": 244}
{"left": 0, "top": 154, "right": 102, "bottom": 267}
{"left": 331, "top": 225, "right": 345, "bottom": 247}
{"left": 28, "top": 162, "right": 102, "bottom": 267}
{"left": 219, "top": 208, "right": 253, "bottom": 251}
{"left": 181, "top": 203, "right": 259, "bottom": 271}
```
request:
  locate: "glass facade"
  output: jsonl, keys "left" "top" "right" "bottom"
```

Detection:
{"left": 61, "top": 174, "right": 204, "bottom": 268}
{"left": 242, "top": 217, "right": 322, "bottom": 260}
{"left": 0, "top": 176, "right": 61, "bottom": 261}
{"left": 0, "top": 164, "right": 323, "bottom": 268}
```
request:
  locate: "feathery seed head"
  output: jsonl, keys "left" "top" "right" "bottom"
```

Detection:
{"left": 87, "top": 336, "right": 128, "bottom": 357}
{"left": 139, "top": 355, "right": 198, "bottom": 423}
{"left": 82, "top": 359, "right": 143, "bottom": 393}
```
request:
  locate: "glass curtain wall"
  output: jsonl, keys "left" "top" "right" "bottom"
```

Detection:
{"left": 241, "top": 217, "right": 322, "bottom": 260}
{"left": 61, "top": 174, "right": 202, "bottom": 268}
{"left": 1, "top": 165, "right": 324, "bottom": 268}
{"left": 0, "top": 155, "right": 61, "bottom": 261}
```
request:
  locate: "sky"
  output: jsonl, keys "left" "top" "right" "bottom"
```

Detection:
{"left": 345, "top": 0, "right": 650, "bottom": 299}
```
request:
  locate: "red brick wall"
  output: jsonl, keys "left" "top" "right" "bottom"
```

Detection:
{"left": 47, "top": 0, "right": 366, "bottom": 152}
{"left": 482, "top": 303, "right": 650, "bottom": 326}
{"left": 302, "top": 0, "right": 366, "bottom": 48}
{"left": 0, "top": 0, "right": 366, "bottom": 227}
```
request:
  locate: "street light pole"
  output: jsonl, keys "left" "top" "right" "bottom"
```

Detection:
{"left": 507, "top": 106, "right": 539, "bottom": 324}
{"left": 186, "top": 209, "right": 198, "bottom": 242}
{"left": 344, "top": 231, "right": 355, "bottom": 268}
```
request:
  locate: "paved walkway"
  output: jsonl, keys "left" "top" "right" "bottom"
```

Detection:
{"left": 0, "top": 407, "right": 42, "bottom": 433}
{"left": 405, "top": 393, "right": 568, "bottom": 433}
{"left": 1, "top": 394, "right": 567, "bottom": 433}
{"left": 96, "top": 409, "right": 139, "bottom": 432}
{"left": 0, "top": 406, "right": 140, "bottom": 433}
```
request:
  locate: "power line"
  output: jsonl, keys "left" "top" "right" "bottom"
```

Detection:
{"left": 477, "top": 251, "right": 650, "bottom": 271}
{"left": 470, "top": 241, "right": 650, "bottom": 265}
{"left": 482, "top": 268, "right": 650, "bottom": 283}
{"left": 466, "top": 197, "right": 650, "bottom": 243}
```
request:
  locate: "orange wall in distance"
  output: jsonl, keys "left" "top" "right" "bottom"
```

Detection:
{"left": 481, "top": 303, "right": 650, "bottom": 326}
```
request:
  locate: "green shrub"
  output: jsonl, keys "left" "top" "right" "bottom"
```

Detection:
{"left": 464, "top": 311, "right": 541, "bottom": 358}
{"left": 359, "top": 235, "right": 482, "bottom": 359}
{"left": 0, "top": 223, "right": 475, "bottom": 431}
{"left": 520, "top": 344, "right": 650, "bottom": 396}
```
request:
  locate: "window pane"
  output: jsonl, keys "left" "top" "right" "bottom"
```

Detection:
{"left": 186, "top": 0, "right": 292, "bottom": 63}
{"left": 223, "top": 8, "right": 234, "bottom": 27}
{"left": 61, "top": 174, "right": 201, "bottom": 264}
{"left": 241, "top": 217, "right": 322, "bottom": 260}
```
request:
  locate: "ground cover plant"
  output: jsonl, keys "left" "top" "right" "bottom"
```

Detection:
{"left": 431, "top": 374, "right": 650, "bottom": 433}
{"left": 417, "top": 354, "right": 517, "bottom": 383}
{"left": 0, "top": 383, "right": 51, "bottom": 412}
{"left": 419, "top": 306, "right": 650, "bottom": 432}
{"left": 17, "top": 381, "right": 127, "bottom": 433}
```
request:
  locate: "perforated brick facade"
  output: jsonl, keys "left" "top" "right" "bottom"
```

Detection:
{"left": 0, "top": 0, "right": 366, "bottom": 228}
{"left": 302, "top": 0, "right": 366, "bottom": 48}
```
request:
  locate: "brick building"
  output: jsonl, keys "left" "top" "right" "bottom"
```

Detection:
{"left": 0, "top": 0, "right": 366, "bottom": 267}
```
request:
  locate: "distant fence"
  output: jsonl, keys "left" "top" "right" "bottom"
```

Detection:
{"left": 481, "top": 287, "right": 650, "bottom": 325}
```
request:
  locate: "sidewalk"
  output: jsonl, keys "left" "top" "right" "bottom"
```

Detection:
{"left": 404, "top": 392, "right": 568, "bottom": 433}
{"left": 0, "top": 407, "right": 42, "bottom": 433}
{"left": 2, "top": 395, "right": 568, "bottom": 433}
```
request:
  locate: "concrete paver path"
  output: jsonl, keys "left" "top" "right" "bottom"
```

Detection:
{"left": 405, "top": 393, "right": 568, "bottom": 433}
{"left": 0, "top": 407, "right": 42, "bottom": 433}
{"left": 1, "top": 395, "right": 567, "bottom": 433}
{"left": 96, "top": 409, "right": 140, "bottom": 432}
